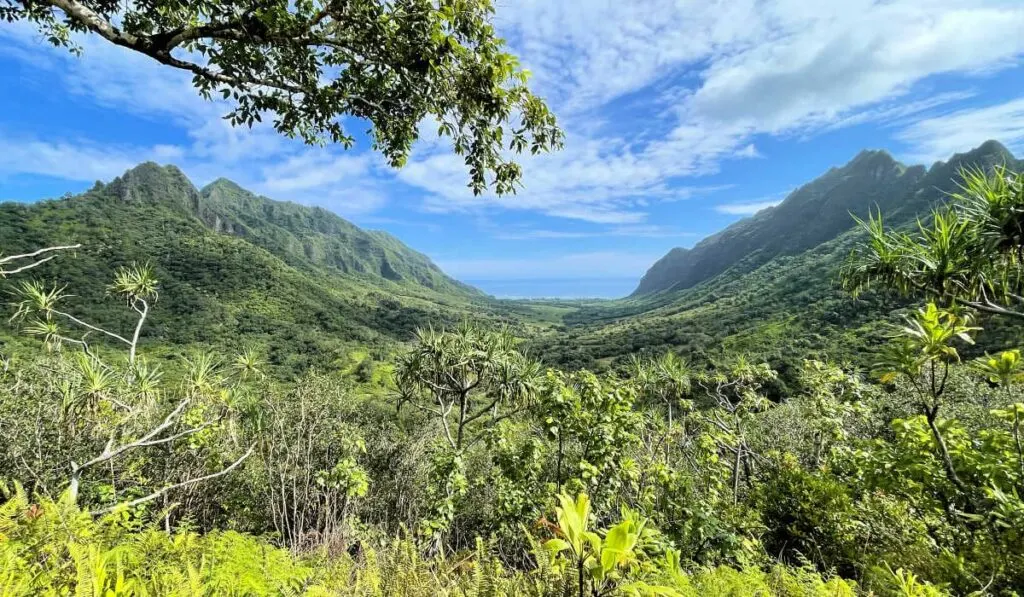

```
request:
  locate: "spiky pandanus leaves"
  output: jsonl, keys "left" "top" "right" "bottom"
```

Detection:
{"left": 843, "top": 166, "right": 1024, "bottom": 318}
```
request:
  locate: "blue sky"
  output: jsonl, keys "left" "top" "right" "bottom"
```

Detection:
{"left": 1, "top": 1, "right": 1023, "bottom": 298}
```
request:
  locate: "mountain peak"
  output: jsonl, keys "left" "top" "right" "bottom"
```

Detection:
{"left": 633, "top": 141, "right": 1019, "bottom": 297}
{"left": 105, "top": 162, "right": 199, "bottom": 213}
{"left": 924, "top": 140, "right": 1018, "bottom": 184}
{"left": 201, "top": 177, "right": 249, "bottom": 197}
{"left": 632, "top": 146, "right": 920, "bottom": 296}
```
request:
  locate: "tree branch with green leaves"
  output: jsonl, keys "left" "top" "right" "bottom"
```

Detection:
{"left": 3, "top": 0, "right": 563, "bottom": 196}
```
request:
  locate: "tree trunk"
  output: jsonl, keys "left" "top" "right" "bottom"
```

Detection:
{"left": 732, "top": 446, "right": 742, "bottom": 504}
{"left": 556, "top": 434, "right": 564, "bottom": 494}
{"left": 925, "top": 409, "right": 968, "bottom": 495}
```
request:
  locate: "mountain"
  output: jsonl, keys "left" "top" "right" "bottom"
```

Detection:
{"left": 0, "top": 163, "right": 501, "bottom": 374}
{"left": 534, "top": 141, "right": 1022, "bottom": 376}
{"left": 105, "top": 163, "right": 476, "bottom": 295}
{"left": 633, "top": 140, "right": 1018, "bottom": 296}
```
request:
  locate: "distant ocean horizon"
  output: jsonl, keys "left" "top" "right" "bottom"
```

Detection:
{"left": 464, "top": 277, "right": 638, "bottom": 300}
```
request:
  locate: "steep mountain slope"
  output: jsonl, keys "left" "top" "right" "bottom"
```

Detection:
{"left": 0, "top": 163, "right": 502, "bottom": 373}
{"left": 633, "top": 140, "right": 1018, "bottom": 296}
{"left": 534, "top": 141, "right": 1022, "bottom": 376}
{"left": 105, "top": 163, "right": 477, "bottom": 295}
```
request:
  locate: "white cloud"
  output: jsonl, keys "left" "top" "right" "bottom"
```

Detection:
{"left": 734, "top": 144, "right": 763, "bottom": 159}
{"left": 1, "top": 0, "right": 1022, "bottom": 226}
{"left": 0, "top": 22, "right": 392, "bottom": 217}
{"left": 895, "top": 98, "right": 1024, "bottom": 162}
{"left": 0, "top": 137, "right": 179, "bottom": 182}
{"left": 395, "top": 0, "right": 1024, "bottom": 223}
{"left": 715, "top": 200, "right": 782, "bottom": 215}
{"left": 686, "top": 4, "right": 1024, "bottom": 132}
{"left": 436, "top": 250, "right": 666, "bottom": 280}
{"left": 494, "top": 225, "right": 697, "bottom": 240}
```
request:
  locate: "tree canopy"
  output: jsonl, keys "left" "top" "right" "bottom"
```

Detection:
{"left": 3, "top": 0, "right": 563, "bottom": 195}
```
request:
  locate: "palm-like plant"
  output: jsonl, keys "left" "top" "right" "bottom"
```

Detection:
{"left": 232, "top": 346, "right": 265, "bottom": 381}
{"left": 75, "top": 353, "right": 118, "bottom": 412}
{"left": 183, "top": 352, "right": 225, "bottom": 398}
{"left": 875, "top": 303, "right": 978, "bottom": 495}
{"left": 110, "top": 263, "right": 159, "bottom": 303}
{"left": 110, "top": 263, "right": 158, "bottom": 363}
{"left": 9, "top": 281, "right": 67, "bottom": 323}
{"left": 630, "top": 352, "right": 692, "bottom": 430}
{"left": 9, "top": 265, "right": 160, "bottom": 363}
{"left": 397, "top": 323, "right": 541, "bottom": 450}
{"left": 973, "top": 350, "right": 1024, "bottom": 389}
{"left": 127, "top": 358, "right": 163, "bottom": 401}
{"left": 843, "top": 166, "right": 1024, "bottom": 319}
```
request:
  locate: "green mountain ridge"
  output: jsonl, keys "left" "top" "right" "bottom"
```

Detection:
{"left": 0, "top": 163, "right": 502, "bottom": 374}
{"left": 105, "top": 162, "right": 477, "bottom": 295}
{"left": 533, "top": 140, "right": 1022, "bottom": 375}
{"left": 633, "top": 140, "right": 1018, "bottom": 297}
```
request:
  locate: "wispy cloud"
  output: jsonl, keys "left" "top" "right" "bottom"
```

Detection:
{"left": 0, "top": 136, "right": 183, "bottom": 181}
{"left": 1, "top": 1, "right": 1023, "bottom": 227}
{"left": 400, "top": 0, "right": 1024, "bottom": 223}
{"left": 494, "top": 225, "right": 697, "bottom": 240}
{"left": 714, "top": 200, "right": 782, "bottom": 216}
{"left": 896, "top": 98, "right": 1024, "bottom": 163}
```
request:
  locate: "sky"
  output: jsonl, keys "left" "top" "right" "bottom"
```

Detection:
{"left": 1, "top": 1, "right": 1023, "bottom": 299}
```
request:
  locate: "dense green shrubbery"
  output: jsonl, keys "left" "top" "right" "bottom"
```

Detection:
{"left": 0, "top": 485, "right": 863, "bottom": 596}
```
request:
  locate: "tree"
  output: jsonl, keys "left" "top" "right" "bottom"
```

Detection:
{"left": 843, "top": 166, "right": 1024, "bottom": 319}
{"left": 630, "top": 351, "right": 692, "bottom": 431}
{"left": 3, "top": 0, "right": 563, "bottom": 196}
{"left": 6, "top": 264, "right": 254, "bottom": 512}
{"left": 539, "top": 370, "right": 640, "bottom": 500}
{"left": 396, "top": 323, "right": 541, "bottom": 451}
{"left": 11, "top": 263, "right": 158, "bottom": 364}
{"left": 874, "top": 303, "right": 977, "bottom": 498}
{"left": 693, "top": 359, "right": 777, "bottom": 502}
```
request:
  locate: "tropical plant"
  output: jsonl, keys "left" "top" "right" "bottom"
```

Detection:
{"left": 843, "top": 165, "right": 1024, "bottom": 319}
{"left": 396, "top": 323, "right": 542, "bottom": 451}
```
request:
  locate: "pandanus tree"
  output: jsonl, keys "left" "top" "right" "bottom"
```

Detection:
{"left": 395, "top": 322, "right": 541, "bottom": 547}
{"left": 10, "top": 263, "right": 158, "bottom": 364}
{"left": 6, "top": 263, "right": 255, "bottom": 510}
{"left": 843, "top": 165, "right": 1024, "bottom": 319}
{"left": 629, "top": 351, "right": 692, "bottom": 431}
{"left": 396, "top": 323, "right": 542, "bottom": 451}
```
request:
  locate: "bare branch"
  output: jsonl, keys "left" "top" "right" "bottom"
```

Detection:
{"left": 0, "top": 244, "right": 81, "bottom": 276}
{"left": 54, "top": 310, "right": 132, "bottom": 345}
{"left": 91, "top": 445, "right": 255, "bottom": 515}
{"left": 75, "top": 399, "right": 193, "bottom": 474}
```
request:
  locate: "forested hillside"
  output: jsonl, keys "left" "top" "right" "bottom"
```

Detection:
{"left": 3, "top": 158, "right": 1023, "bottom": 595}
{"left": 633, "top": 141, "right": 1020, "bottom": 296}
{"left": 4, "top": 0, "right": 1024, "bottom": 592}
{"left": 0, "top": 163, "right": 514, "bottom": 374}
{"left": 535, "top": 142, "right": 1023, "bottom": 377}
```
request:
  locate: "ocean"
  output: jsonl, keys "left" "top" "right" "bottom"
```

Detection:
{"left": 464, "top": 278, "right": 637, "bottom": 299}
